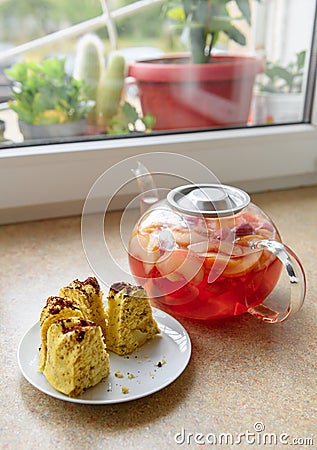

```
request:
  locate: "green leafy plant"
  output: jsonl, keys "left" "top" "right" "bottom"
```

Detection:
{"left": 5, "top": 57, "right": 94, "bottom": 124}
{"left": 257, "top": 50, "right": 306, "bottom": 94}
{"left": 107, "top": 102, "right": 156, "bottom": 135}
{"left": 165, "top": 0, "right": 256, "bottom": 63}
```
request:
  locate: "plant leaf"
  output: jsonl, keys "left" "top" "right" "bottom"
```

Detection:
{"left": 223, "top": 25, "right": 246, "bottom": 46}
{"left": 142, "top": 113, "right": 156, "bottom": 131}
{"left": 266, "top": 65, "right": 293, "bottom": 85}
{"left": 296, "top": 50, "right": 306, "bottom": 70}
{"left": 166, "top": 6, "right": 186, "bottom": 21}
{"left": 121, "top": 101, "right": 139, "bottom": 124}
{"left": 210, "top": 16, "right": 235, "bottom": 33}
{"left": 235, "top": 0, "right": 251, "bottom": 25}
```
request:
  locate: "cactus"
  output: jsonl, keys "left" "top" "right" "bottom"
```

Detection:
{"left": 73, "top": 34, "right": 105, "bottom": 124}
{"left": 96, "top": 52, "right": 125, "bottom": 130}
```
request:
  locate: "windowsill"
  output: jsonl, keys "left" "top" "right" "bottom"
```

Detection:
{"left": 1, "top": 121, "right": 317, "bottom": 224}
{"left": 0, "top": 121, "right": 315, "bottom": 158}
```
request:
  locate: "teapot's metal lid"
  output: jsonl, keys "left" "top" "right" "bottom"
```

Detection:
{"left": 167, "top": 184, "right": 250, "bottom": 217}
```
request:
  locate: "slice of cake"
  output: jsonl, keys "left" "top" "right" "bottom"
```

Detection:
{"left": 106, "top": 281, "right": 160, "bottom": 355}
{"left": 43, "top": 317, "right": 110, "bottom": 397}
{"left": 39, "top": 296, "right": 84, "bottom": 371}
{"left": 59, "top": 277, "right": 107, "bottom": 338}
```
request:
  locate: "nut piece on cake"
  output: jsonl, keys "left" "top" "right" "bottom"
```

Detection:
{"left": 39, "top": 296, "right": 84, "bottom": 371}
{"left": 43, "top": 317, "right": 110, "bottom": 397}
{"left": 106, "top": 282, "right": 160, "bottom": 355}
{"left": 59, "top": 277, "right": 107, "bottom": 338}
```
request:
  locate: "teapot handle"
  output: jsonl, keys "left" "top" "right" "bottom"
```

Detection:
{"left": 247, "top": 239, "right": 306, "bottom": 323}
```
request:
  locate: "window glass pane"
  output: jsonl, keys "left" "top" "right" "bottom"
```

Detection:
{"left": 0, "top": 0, "right": 316, "bottom": 147}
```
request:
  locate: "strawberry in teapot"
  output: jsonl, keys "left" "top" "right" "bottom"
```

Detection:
{"left": 128, "top": 183, "right": 306, "bottom": 323}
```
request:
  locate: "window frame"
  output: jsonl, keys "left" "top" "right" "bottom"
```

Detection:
{"left": 0, "top": 0, "right": 316, "bottom": 224}
{"left": 1, "top": 108, "right": 316, "bottom": 224}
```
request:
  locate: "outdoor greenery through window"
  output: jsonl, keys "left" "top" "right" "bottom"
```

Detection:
{"left": 0, "top": 0, "right": 316, "bottom": 146}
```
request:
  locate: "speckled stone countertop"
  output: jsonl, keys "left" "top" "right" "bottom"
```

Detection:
{"left": 1, "top": 186, "right": 316, "bottom": 450}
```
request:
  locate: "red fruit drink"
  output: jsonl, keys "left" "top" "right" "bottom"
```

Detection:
{"left": 129, "top": 203, "right": 282, "bottom": 321}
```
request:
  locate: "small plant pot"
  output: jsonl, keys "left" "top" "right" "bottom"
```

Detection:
{"left": 19, "top": 119, "right": 87, "bottom": 140}
{"left": 251, "top": 92, "right": 304, "bottom": 124}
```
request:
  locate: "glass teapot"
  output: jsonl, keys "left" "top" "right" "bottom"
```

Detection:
{"left": 128, "top": 183, "right": 306, "bottom": 323}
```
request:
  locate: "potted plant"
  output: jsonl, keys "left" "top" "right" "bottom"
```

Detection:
{"left": 5, "top": 57, "right": 94, "bottom": 139}
{"left": 128, "top": 0, "right": 264, "bottom": 130}
{"left": 252, "top": 50, "right": 306, "bottom": 124}
{"left": 73, "top": 34, "right": 156, "bottom": 135}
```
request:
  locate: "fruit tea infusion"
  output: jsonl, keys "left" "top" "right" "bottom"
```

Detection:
{"left": 128, "top": 185, "right": 286, "bottom": 321}
{"left": 129, "top": 205, "right": 282, "bottom": 320}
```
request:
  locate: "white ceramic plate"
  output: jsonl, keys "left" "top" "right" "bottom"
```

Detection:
{"left": 17, "top": 308, "right": 191, "bottom": 404}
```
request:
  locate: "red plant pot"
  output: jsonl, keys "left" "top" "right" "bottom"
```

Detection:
{"left": 128, "top": 54, "right": 264, "bottom": 130}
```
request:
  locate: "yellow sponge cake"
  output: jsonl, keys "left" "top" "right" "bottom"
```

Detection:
{"left": 39, "top": 296, "right": 84, "bottom": 371}
{"left": 106, "top": 282, "right": 160, "bottom": 355}
{"left": 59, "top": 277, "right": 107, "bottom": 337}
{"left": 43, "top": 317, "right": 110, "bottom": 397}
{"left": 38, "top": 277, "right": 161, "bottom": 396}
